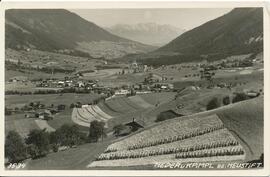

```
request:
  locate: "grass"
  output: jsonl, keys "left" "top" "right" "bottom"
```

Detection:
{"left": 216, "top": 97, "right": 263, "bottom": 160}
{"left": 5, "top": 114, "right": 40, "bottom": 138}
{"left": 173, "top": 71, "right": 263, "bottom": 91}
{"left": 26, "top": 140, "right": 111, "bottom": 170}
{"left": 128, "top": 95, "right": 153, "bottom": 108}
{"left": 5, "top": 93, "right": 100, "bottom": 108}
{"left": 5, "top": 69, "right": 67, "bottom": 81}
{"left": 48, "top": 109, "right": 75, "bottom": 129}
{"left": 5, "top": 48, "right": 102, "bottom": 77}
{"left": 138, "top": 92, "right": 176, "bottom": 105}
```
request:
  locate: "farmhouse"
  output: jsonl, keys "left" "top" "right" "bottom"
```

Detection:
{"left": 153, "top": 83, "right": 174, "bottom": 90}
{"left": 37, "top": 110, "right": 53, "bottom": 120}
{"left": 115, "top": 89, "right": 130, "bottom": 96}
{"left": 76, "top": 81, "right": 85, "bottom": 88}
{"left": 125, "top": 118, "right": 144, "bottom": 132}
{"left": 246, "top": 91, "right": 260, "bottom": 98}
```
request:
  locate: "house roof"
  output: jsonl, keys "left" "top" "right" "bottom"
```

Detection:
{"left": 125, "top": 121, "right": 144, "bottom": 128}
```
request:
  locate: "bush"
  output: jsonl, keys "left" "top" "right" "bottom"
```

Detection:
{"left": 223, "top": 96, "right": 230, "bottom": 105}
{"left": 25, "top": 129, "right": 50, "bottom": 159}
{"left": 206, "top": 97, "right": 220, "bottom": 110}
{"left": 5, "top": 131, "right": 28, "bottom": 163}
{"left": 232, "top": 93, "right": 249, "bottom": 103}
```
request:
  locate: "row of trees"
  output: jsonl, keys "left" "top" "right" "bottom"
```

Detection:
{"left": 5, "top": 120, "right": 106, "bottom": 163}
{"left": 6, "top": 88, "right": 98, "bottom": 95}
{"left": 69, "top": 97, "right": 106, "bottom": 109}
{"left": 6, "top": 88, "right": 115, "bottom": 98}
{"left": 206, "top": 93, "right": 253, "bottom": 111}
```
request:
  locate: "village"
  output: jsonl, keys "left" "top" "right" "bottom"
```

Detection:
{"left": 3, "top": 7, "right": 265, "bottom": 171}
{"left": 5, "top": 54, "right": 262, "bottom": 126}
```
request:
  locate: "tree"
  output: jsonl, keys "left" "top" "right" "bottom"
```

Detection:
{"left": 232, "top": 93, "right": 249, "bottom": 103}
{"left": 70, "top": 103, "right": 75, "bottom": 109}
{"left": 88, "top": 121, "right": 106, "bottom": 142}
{"left": 206, "top": 97, "right": 220, "bottom": 110}
{"left": 25, "top": 129, "right": 50, "bottom": 159}
{"left": 56, "top": 124, "right": 83, "bottom": 147}
{"left": 223, "top": 96, "right": 230, "bottom": 105}
{"left": 49, "top": 131, "right": 61, "bottom": 152}
{"left": 113, "top": 124, "right": 126, "bottom": 137}
{"left": 5, "top": 131, "right": 27, "bottom": 163}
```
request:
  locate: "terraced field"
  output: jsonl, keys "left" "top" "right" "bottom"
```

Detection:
{"left": 72, "top": 105, "right": 114, "bottom": 127}
{"left": 88, "top": 97, "right": 263, "bottom": 168}
{"left": 72, "top": 93, "right": 176, "bottom": 129}
{"left": 102, "top": 97, "right": 142, "bottom": 113}
{"left": 89, "top": 114, "right": 245, "bottom": 167}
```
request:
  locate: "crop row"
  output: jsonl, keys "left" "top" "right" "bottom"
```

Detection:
{"left": 97, "top": 139, "right": 239, "bottom": 161}
{"left": 175, "top": 147, "right": 244, "bottom": 159}
{"left": 106, "top": 115, "right": 224, "bottom": 151}
{"left": 105, "top": 124, "right": 225, "bottom": 153}
{"left": 127, "top": 124, "right": 225, "bottom": 150}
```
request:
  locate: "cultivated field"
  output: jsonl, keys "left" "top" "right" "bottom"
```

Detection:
{"left": 89, "top": 115, "right": 245, "bottom": 167}
{"left": 72, "top": 105, "right": 113, "bottom": 127}
{"left": 88, "top": 97, "right": 262, "bottom": 168}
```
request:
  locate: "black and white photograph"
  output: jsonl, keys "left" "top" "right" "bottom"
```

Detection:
{"left": 1, "top": 1, "right": 268, "bottom": 174}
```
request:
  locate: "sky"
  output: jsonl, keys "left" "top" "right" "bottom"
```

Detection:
{"left": 70, "top": 8, "right": 233, "bottom": 30}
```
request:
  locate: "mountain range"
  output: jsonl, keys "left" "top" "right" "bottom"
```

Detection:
{"left": 5, "top": 8, "right": 263, "bottom": 64}
{"left": 106, "top": 23, "right": 185, "bottom": 46}
{"left": 154, "top": 8, "right": 263, "bottom": 61}
{"left": 5, "top": 9, "right": 156, "bottom": 59}
{"left": 122, "top": 8, "right": 263, "bottom": 66}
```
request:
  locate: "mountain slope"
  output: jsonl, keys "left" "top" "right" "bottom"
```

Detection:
{"left": 106, "top": 23, "right": 185, "bottom": 46}
{"left": 156, "top": 8, "right": 263, "bottom": 58}
{"left": 5, "top": 9, "right": 156, "bottom": 59}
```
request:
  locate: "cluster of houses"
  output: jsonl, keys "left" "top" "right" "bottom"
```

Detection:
{"left": 35, "top": 77, "right": 98, "bottom": 89}
{"left": 128, "top": 60, "right": 153, "bottom": 73}
{"left": 22, "top": 101, "right": 66, "bottom": 120}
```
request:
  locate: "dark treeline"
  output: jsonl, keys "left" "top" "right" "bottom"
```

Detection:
{"left": 5, "top": 88, "right": 112, "bottom": 95}
{"left": 5, "top": 121, "right": 106, "bottom": 163}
